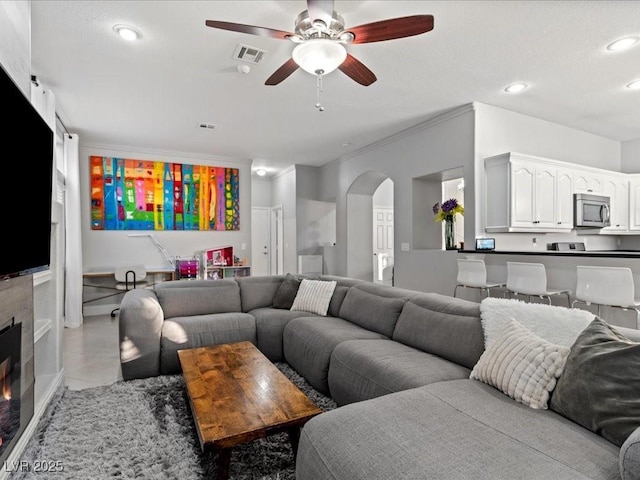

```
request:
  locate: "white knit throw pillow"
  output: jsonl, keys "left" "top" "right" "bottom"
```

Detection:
{"left": 290, "top": 279, "right": 337, "bottom": 316}
{"left": 470, "top": 319, "right": 570, "bottom": 409}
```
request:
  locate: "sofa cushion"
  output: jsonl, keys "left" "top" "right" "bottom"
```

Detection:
{"left": 319, "top": 275, "right": 365, "bottom": 317}
{"left": 621, "top": 426, "right": 640, "bottom": 480}
{"left": 297, "top": 378, "right": 620, "bottom": 480}
{"left": 283, "top": 316, "right": 387, "bottom": 394}
{"left": 251, "top": 307, "right": 319, "bottom": 361}
{"left": 328, "top": 339, "right": 471, "bottom": 406}
{"left": 550, "top": 317, "right": 640, "bottom": 447}
{"left": 160, "top": 312, "right": 256, "bottom": 374}
{"left": 338, "top": 283, "right": 410, "bottom": 337}
{"left": 271, "top": 273, "right": 301, "bottom": 309}
{"left": 291, "top": 279, "right": 337, "bottom": 316}
{"left": 470, "top": 319, "right": 570, "bottom": 409}
{"left": 236, "top": 275, "right": 284, "bottom": 312}
{"left": 392, "top": 293, "right": 484, "bottom": 369}
{"left": 155, "top": 279, "right": 241, "bottom": 319}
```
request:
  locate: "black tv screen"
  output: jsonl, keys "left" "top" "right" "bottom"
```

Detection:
{"left": 0, "top": 63, "right": 54, "bottom": 280}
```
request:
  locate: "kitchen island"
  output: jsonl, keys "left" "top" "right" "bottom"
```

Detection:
{"left": 459, "top": 249, "right": 640, "bottom": 258}
{"left": 456, "top": 249, "right": 640, "bottom": 330}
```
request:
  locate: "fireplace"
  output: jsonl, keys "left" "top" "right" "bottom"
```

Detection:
{"left": 0, "top": 319, "right": 21, "bottom": 460}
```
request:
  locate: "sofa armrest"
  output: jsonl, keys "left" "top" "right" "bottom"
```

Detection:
{"left": 119, "top": 288, "right": 164, "bottom": 380}
{"left": 621, "top": 426, "right": 640, "bottom": 480}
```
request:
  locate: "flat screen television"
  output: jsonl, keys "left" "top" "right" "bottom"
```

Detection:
{"left": 0, "top": 62, "right": 54, "bottom": 281}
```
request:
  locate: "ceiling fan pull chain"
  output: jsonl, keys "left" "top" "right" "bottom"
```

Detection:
{"left": 315, "top": 69, "right": 325, "bottom": 112}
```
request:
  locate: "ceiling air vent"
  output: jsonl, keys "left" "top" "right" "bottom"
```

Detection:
{"left": 233, "top": 44, "right": 267, "bottom": 64}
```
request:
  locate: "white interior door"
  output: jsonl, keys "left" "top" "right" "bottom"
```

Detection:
{"left": 270, "top": 206, "right": 284, "bottom": 275}
{"left": 251, "top": 207, "right": 270, "bottom": 276}
{"left": 373, "top": 207, "right": 394, "bottom": 284}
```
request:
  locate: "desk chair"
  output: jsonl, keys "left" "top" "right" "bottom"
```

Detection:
{"left": 572, "top": 266, "right": 640, "bottom": 329}
{"left": 110, "top": 266, "right": 149, "bottom": 317}
{"left": 454, "top": 259, "right": 505, "bottom": 299}
{"left": 506, "top": 261, "right": 571, "bottom": 306}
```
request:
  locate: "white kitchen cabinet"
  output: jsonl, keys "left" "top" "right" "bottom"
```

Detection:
{"left": 484, "top": 153, "right": 572, "bottom": 232}
{"left": 628, "top": 175, "right": 640, "bottom": 231}
{"left": 601, "top": 174, "right": 629, "bottom": 232}
{"left": 574, "top": 169, "right": 604, "bottom": 194}
{"left": 556, "top": 167, "right": 574, "bottom": 229}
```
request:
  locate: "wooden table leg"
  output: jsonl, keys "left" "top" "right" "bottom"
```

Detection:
{"left": 287, "top": 427, "right": 301, "bottom": 459}
{"left": 216, "top": 448, "right": 232, "bottom": 480}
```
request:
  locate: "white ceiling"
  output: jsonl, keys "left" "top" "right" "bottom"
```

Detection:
{"left": 30, "top": 1, "right": 640, "bottom": 176}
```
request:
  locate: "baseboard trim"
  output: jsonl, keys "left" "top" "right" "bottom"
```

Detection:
{"left": 82, "top": 303, "right": 119, "bottom": 317}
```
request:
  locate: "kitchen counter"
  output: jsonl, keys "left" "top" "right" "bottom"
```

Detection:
{"left": 459, "top": 249, "right": 640, "bottom": 258}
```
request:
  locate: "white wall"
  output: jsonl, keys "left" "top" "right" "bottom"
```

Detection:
{"left": 373, "top": 178, "right": 393, "bottom": 207}
{"left": 296, "top": 165, "right": 336, "bottom": 256}
{"left": 474, "top": 102, "right": 622, "bottom": 252}
{"left": 622, "top": 138, "right": 640, "bottom": 172}
{"left": 79, "top": 145, "right": 252, "bottom": 269}
{"left": 305, "top": 101, "right": 629, "bottom": 294}
{"left": 0, "top": 1, "right": 30, "bottom": 94}
{"left": 251, "top": 176, "right": 272, "bottom": 207}
{"left": 318, "top": 105, "right": 476, "bottom": 294}
{"left": 271, "top": 166, "right": 298, "bottom": 274}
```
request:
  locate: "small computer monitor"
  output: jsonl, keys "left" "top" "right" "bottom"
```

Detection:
{"left": 475, "top": 238, "right": 495, "bottom": 251}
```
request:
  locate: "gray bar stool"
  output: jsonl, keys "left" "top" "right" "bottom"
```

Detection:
{"left": 572, "top": 265, "right": 640, "bottom": 329}
{"left": 506, "top": 261, "right": 571, "bottom": 306}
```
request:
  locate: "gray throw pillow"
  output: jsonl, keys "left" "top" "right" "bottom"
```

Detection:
{"left": 271, "top": 273, "right": 301, "bottom": 309}
{"left": 549, "top": 317, "right": 640, "bottom": 447}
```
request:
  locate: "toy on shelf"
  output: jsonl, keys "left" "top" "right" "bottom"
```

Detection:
{"left": 175, "top": 257, "right": 199, "bottom": 280}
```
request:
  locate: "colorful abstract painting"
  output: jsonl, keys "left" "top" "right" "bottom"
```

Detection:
{"left": 90, "top": 156, "right": 240, "bottom": 230}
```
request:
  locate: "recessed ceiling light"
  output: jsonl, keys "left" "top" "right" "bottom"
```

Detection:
{"left": 255, "top": 168, "right": 267, "bottom": 177}
{"left": 606, "top": 36, "right": 639, "bottom": 51}
{"left": 504, "top": 82, "right": 528, "bottom": 94}
{"left": 113, "top": 24, "right": 142, "bottom": 41}
{"left": 627, "top": 80, "right": 640, "bottom": 90}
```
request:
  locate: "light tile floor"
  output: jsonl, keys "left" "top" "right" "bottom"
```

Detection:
{"left": 63, "top": 314, "right": 123, "bottom": 390}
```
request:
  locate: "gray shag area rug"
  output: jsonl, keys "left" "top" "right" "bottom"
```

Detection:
{"left": 11, "top": 363, "right": 337, "bottom": 480}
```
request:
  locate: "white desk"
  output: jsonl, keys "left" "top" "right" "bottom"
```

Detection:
{"left": 82, "top": 266, "right": 175, "bottom": 306}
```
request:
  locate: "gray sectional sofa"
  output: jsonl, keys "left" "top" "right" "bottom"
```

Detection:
{"left": 117, "top": 274, "right": 640, "bottom": 480}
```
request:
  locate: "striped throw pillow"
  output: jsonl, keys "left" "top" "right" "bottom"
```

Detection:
{"left": 290, "top": 279, "right": 337, "bottom": 316}
{"left": 470, "top": 319, "right": 570, "bottom": 409}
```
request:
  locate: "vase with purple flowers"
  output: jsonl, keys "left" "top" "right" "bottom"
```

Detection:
{"left": 432, "top": 198, "right": 464, "bottom": 250}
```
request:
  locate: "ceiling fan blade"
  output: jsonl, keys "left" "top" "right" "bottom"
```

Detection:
{"left": 307, "top": 0, "right": 335, "bottom": 25}
{"left": 265, "top": 58, "right": 300, "bottom": 86}
{"left": 338, "top": 54, "right": 377, "bottom": 86}
{"left": 346, "top": 15, "right": 434, "bottom": 44}
{"left": 205, "top": 20, "right": 294, "bottom": 40}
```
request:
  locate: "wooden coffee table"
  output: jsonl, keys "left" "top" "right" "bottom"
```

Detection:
{"left": 177, "top": 341, "right": 323, "bottom": 480}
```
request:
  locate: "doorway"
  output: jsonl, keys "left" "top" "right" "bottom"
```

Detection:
{"left": 251, "top": 207, "right": 270, "bottom": 276}
{"left": 345, "top": 172, "right": 394, "bottom": 282}
{"left": 251, "top": 206, "right": 284, "bottom": 276}
{"left": 270, "top": 206, "right": 284, "bottom": 275}
{"left": 373, "top": 178, "right": 394, "bottom": 284}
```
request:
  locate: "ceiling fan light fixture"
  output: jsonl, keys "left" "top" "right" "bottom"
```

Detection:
{"left": 338, "top": 31, "right": 355, "bottom": 43}
{"left": 292, "top": 39, "right": 347, "bottom": 75}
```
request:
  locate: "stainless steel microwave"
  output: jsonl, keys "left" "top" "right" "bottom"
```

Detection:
{"left": 573, "top": 193, "right": 610, "bottom": 228}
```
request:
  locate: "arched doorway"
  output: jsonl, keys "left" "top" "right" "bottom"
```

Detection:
{"left": 345, "top": 171, "right": 394, "bottom": 282}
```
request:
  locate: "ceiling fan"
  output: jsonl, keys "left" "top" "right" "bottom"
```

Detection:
{"left": 205, "top": 0, "right": 434, "bottom": 87}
